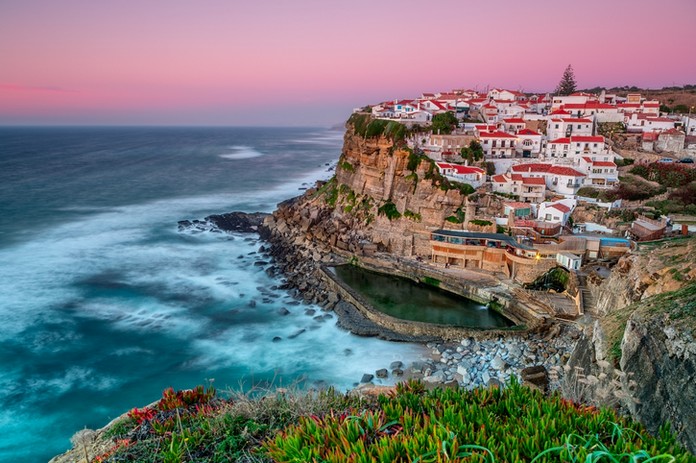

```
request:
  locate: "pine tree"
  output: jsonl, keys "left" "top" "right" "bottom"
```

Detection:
{"left": 555, "top": 64, "right": 577, "bottom": 96}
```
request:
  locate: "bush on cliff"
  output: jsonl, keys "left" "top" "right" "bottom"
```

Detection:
{"left": 78, "top": 379, "right": 693, "bottom": 463}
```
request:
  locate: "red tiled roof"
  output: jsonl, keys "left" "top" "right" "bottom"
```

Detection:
{"left": 549, "top": 109, "right": 570, "bottom": 115}
{"left": 571, "top": 136, "right": 604, "bottom": 143}
{"left": 492, "top": 174, "right": 508, "bottom": 183}
{"left": 479, "top": 131, "right": 517, "bottom": 138}
{"left": 562, "top": 103, "right": 615, "bottom": 110}
{"left": 436, "top": 162, "right": 484, "bottom": 175}
{"left": 548, "top": 137, "right": 571, "bottom": 144}
{"left": 511, "top": 173, "right": 525, "bottom": 181}
{"left": 582, "top": 156, "right": 593, "bottom": 163}
{"left": 517, "top": 128, "right": 540, "bottom": 136}
{"left": 523, "top": 177, "right": 546, "bottom": 185}
{"left": 547, "top": 166, "right": 586, "bottom": 177}
{"left": 512, "top": 163, "right": 551, "bottom": 173}
{"left": 550, "top": 203, "right": 571, "bottom": 213}
{"left": 503, "top": 118, "right": 526, "bottom": 123}
{"left": 592, "top": 161, "right": 616, "bottom": 167}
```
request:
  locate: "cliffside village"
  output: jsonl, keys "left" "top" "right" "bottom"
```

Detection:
{"left": 357, "top": 89, "right": 695, "bottom": 290}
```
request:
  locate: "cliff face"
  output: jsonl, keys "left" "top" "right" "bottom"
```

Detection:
{"left": 620, "top": 285, "right": 696, "bottom": 452}
{"left": 265, "top": 125, "right": 469, "bottom": 260}
{"left": 571, "top": 237, "right": 696, "bottom": 453}
{"left": 334, "top": 127, "right": 469, "bottom": 255}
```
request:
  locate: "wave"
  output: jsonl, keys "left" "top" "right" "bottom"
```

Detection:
{"left": 219, "top": 145, "right": 264, "bottom": 160}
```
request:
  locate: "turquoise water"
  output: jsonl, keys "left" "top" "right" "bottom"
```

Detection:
{"left": 333, "top": 266, "right": 513, "bottom": 328}
{"left": 0, "top": 127, "right": 423, "bottom": 461}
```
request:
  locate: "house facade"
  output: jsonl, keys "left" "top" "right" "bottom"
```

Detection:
{"left": 479, "top": 131, "right": 517, "bottom": 157}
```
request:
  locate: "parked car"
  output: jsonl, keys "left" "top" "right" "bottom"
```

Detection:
{"left": 679, "top": 158, "right": 694, "bottom": 164}
{"left": 657, "top": 158, "right": 675, "bottom": 163}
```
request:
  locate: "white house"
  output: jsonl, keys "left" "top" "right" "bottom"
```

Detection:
{"left": 511, "top": 163, "right": 586, "bottom": 196}
{"left": 545, "top": 136, "right": 607, "bottom": 160}
{"left": 480, "top": 104, "right": 499, "bottom": 123}
{"left": 418, "top": 99, "right": 451, "bottom": 114}
{"left": 502, "top": 118, "right": 526, "bottom": 134}
{"left": 491, "top": 173, "right": 546, "bottom": 203}
{"left": 561, "top": 102, "right": 622, "bottom": 123}
{"left": 478, "top": 131, "right": 517, "bottom": 157}
{"left": 578, "top": 157, "right": 618, "bottom": 188}
{"left": 625, "top": 113, "right": 675, "bottom": 133}
{"left": 683, "top": 115, "right": 696, "bottom": 136}
{"left": 551, "top": 93, "right": 596, "bottom": 111}
{"left": 436, "top": 162, "right": 485, "bottom": 187}
{"left": 546, "top": 117, "right": 593, "bottom": 140}
{"left": 515, "top": 129, "right": 543, "bottom": 157}
{"left": 487, "top": 89, "right": 519, "bottom": 101}
{"left": 537, "top": 199, "right": 576, "bottom": 225}
{"left": 557, "top": 252, "right": 582, "bottom": 271}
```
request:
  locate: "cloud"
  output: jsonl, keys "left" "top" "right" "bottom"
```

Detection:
{"left": 0, "top": 83, "right": 75, "bottom": 93}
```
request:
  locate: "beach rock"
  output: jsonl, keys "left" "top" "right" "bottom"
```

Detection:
{"left": 277, "top": 307, "right": 290, "bottom": 316}
{"left": 490, "top": 355, "right": 507, "bottom": 371}
{"left": 248, "top": 300, "right": 257, "bottom": 308}
{"left": 360, "top": 374, "right": 374, "bottom": 384}
{"left": 375, "top": 368, "right": 388, "bottom": 378}
{"left": 272, "top": 336, "right": 282, "bottom": 342}
{"left": 390, "top": 361, "right": 404, "bottom": 370}
{"left": 391, "top": 368, "right": 403, "bottom": 377}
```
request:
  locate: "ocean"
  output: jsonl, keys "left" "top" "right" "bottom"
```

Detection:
{"left": 0, "top": 127, "right": 424, "bottom": 462}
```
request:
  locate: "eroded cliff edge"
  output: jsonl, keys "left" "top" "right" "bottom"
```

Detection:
{"left": 572, "top": 237, "right": 696, "bottom": 452}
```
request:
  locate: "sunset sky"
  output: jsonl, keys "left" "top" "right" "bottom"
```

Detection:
{"left": 1, "top": 0, "right": 695, "bottom": 126}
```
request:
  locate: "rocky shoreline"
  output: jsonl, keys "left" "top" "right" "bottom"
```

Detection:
{"left": 187, "top": 209, "right": 580, "bottom": 391}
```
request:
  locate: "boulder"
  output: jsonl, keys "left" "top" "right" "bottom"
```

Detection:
{"left": 360, "top": 374, "right": 374, "bottom": 384}
{"left": 375, "top": 368, "right": 388, "bottom": 378}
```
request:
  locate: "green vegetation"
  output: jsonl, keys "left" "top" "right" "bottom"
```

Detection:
{"left": 340, "top": 161, "right": 355, "bottom": 173}
{"left": 77, "top": 376, "right": 696, "bottom": 463}
{"left": 459, "top": 140, "right": 484, "bottom": 164}
{"left": 446, "top": 207, "right": 465, "bottom": 224}
{"left": 524, "top": 267, "right": 570, "bottom": 293}
{"left": 378, "top": 201, "right": 402, "bottom": 220}
{"left": 266, "top": 379, "right": 692, "bottom": 463}
{"left": 492, "top": 191, "right": 520, "bottom": 201}
{"left": 628, "top": 163, "right": 696, "bottom": 214}
{"left": 403, "top": 209, "right": 422, "bottom": 222}
{"left": 430, "top": 111, "right": 459, "bottom": 134}
{"left": 555, "top": 64, "right": 577, "bottom": 95}
{"left": 348, "top": 113, "right": 408, "bottom": 141}
{"left": 469, "top": 219, "right": 493, "bottom": 227}
{"left": 315, "top": 177, "right": 339, "bottom": 206}
{"left": 407, "top": 149, "right": 423, "bottom": 171}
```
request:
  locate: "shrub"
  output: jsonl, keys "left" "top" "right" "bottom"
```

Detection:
{"left": 264, "top": 379, "right": 691, "bottom": 462}
{"left": 340, "top": 161, "right": 355, "bottom": 173}
{"left": 403, "top": 209, "right": 422, "bottom": 222}
{"left": 469, "top": 219, "right": 492, "bottom": 227}
{"left": 430, "top": 111, "right": 458, "bottom": 134}
{"left": 377, "top": 201, "right": 401, "bottom": 220}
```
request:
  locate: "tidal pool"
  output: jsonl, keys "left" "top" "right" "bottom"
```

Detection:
{"left": 333, "top": 266, "right": 514, "bottom": 329}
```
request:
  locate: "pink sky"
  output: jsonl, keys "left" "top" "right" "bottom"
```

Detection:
{"left": 1, "top": 0, "right": 695, "bottom": 126}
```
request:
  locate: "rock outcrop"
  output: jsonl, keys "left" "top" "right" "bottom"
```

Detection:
{"left": 569, "top": 237, "right": 696, "bottom": 453}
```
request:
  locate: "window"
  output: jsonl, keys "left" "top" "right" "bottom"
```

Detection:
{"left": 523, "top": 139, "right": 533, "bottom": 146}
{"left": 492, "top": 140, "right": 497, "bottom": 147}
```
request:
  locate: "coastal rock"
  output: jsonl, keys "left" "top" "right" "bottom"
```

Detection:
{"left": 360, "top": 374, "right": 374, "bottom": 384}
{"left": 375, "top": 368, "right": 388, "bottom": 378}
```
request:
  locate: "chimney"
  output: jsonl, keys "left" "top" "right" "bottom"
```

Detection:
{"left": 682, "top": 224, "right": 689, "bottom": 236}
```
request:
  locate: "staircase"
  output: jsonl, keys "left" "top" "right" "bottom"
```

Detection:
{"left": 576, "top": 271, "right": 596, "bottom": 314}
